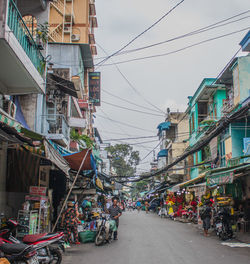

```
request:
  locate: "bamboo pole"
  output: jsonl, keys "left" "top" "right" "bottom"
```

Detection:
{"left": 52, "top": 148, "right": 91, "bottom": 232}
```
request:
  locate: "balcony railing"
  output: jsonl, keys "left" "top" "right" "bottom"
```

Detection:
{"left": 41, "top": 114, "right": 69, "bottom": 140}
{"left": 7, "top": 0, "right": 45, "bottom": 76}
{"left": 227, "top": 155, "right": 250, "bottom": 167}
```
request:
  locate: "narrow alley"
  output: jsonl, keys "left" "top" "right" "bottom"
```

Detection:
{"left": 62, "top": 211, "right": 250, "bottom": 264}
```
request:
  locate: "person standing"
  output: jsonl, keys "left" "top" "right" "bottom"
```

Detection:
{"left": 145, "top": 201, "right": 149, "bottom": 214}
{"left": 61, "top": 202, "right": 80, "bottom": 247}
{"left": 201, "top": 201, "right": 212, "bottom": 237}
{"left": 108, "top": 197, "right": 122, "bottom": 240}
{"left": 136, "top": 200, "right": 142, "bottom": 213}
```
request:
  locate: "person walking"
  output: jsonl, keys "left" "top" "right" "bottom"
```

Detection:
{"left": 61, "top": 202, "right": 80, "bottom": 247}
{"left": 201, "top": 201, "right": 212, "bottom": 237}
{"left": 108, "top": 197, "right": 122, "bottom": 240}
{"left": 145, "top": 201, "right": 149, "bottom": 214}
{"left": 136, "top": 200, "right": 142, "bottom": 213}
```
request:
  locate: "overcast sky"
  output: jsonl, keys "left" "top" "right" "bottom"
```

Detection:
{"left": 94, "top": 0, "right": 250, "bottom": 172}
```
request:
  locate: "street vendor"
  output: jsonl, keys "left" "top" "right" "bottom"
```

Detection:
{"left": 61, "top": 201, "right": 80, "bottom": 247}
{"left": 108, "top": 197, "right": 122, "bottom": 240}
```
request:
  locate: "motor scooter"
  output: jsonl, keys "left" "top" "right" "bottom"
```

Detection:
{"left": 214, "top": 208, "right": 234, "bottom": 241}
{"left": 0, "top": 219, "right": 64, "bottom": 264}
{"left": 0, "top": 240, "right": 39, "bottom": 264}
{"left": 95, "top": 214, "right": 116, "bottom": 246}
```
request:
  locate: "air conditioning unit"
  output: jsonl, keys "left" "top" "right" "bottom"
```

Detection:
{"left": 64, "top": 26, "right": 71, "bottom": 33}
{"left": 3, "top": 100, "right": 17, "bottom": 118}
{"left": 71, "top": 34, "right": 80, "bottom": 42}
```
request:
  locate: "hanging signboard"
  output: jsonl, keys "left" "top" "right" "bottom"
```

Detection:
{"left": 89, "top": 72, "right": 101, "bottom": 106}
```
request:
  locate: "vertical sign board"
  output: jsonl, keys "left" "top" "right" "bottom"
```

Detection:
{"left": 89, "top": 72, "right": 101, "bottom": 106}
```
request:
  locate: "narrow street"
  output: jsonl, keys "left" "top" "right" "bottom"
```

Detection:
{"left": 62, "top": 211, "right": 250, "bottom": 264}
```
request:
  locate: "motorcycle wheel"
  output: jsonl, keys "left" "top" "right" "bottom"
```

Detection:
{"left": 95, "top": 228, "right": 105, "bottom": 246}
{"left": 49, "top": 247, "right": 62, "bottom": 264}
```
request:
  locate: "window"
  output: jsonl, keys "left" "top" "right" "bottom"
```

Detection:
{"left": 198, "top": 102, "right": 208, "bottom": 123}
{"left": 192, "top": 112, "right": 195, "bottom": 132}
{"left": 220, "top": 140, "right": 226, "bottom": 167}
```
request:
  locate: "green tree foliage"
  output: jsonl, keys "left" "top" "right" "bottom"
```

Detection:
{"left": 131, "top": 180, "right": 148, "bottom": 198}
{"left": 106, "top": 144, "right": 140, "bottom": 177}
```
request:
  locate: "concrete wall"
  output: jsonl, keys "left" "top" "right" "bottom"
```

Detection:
{"left": 48, "top": 44, "right": 82, "bottom": 77}
{"left": 19, "top": 94, "right": 37, "bottom": 130}
{"left": 231, "top": 122, "right": 250, "bottom": 158}
{"left": 0, "top": 0, "right": 8, "bottom": 38}
{"left": 49, "top": 0, "right": 90, "bottom": 44}
{"left": 239, "top": 55, "right": 250, "bottom": 104}
{"left": 213, "top": 89, "right": 226, "bottom": 118}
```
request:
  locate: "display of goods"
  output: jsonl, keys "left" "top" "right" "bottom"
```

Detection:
{"left": 216, "top": 196, "right": 231, "bottom": 205}
{"left": 204, "top": 191, "right": 211, "bottom": 199}
{"left": 79, "top": 230, "right": 97, "bottom": 243}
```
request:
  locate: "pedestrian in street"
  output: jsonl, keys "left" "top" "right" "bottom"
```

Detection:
{"left": 136, "top": 200, "right": 142, "bottom": 213}
{"left": 201, "top": 201, "right": 212, "bottom": 237}
{"left": 61, "top": 201, "right": 80, "bottom": 247}
{"left": 108, "top": 197, "right": 122, "bottom": 240}
{"left": 145, "top": 201, "right": 149, "bottom": 214}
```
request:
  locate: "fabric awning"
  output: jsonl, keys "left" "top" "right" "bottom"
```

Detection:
{"left": 157, "top": 121, "right": 171, "bottom": 132}
{"left": 169, "top": 172, "right": 207, "bottom": 192}
{"left": 157, "top": 149, "right": 168, "bottom": 158}
{"left": 0, "top": 109, "right": 21, "bottom": 132}
{"left": 48, "top": 73, "right": 78, "bottom": 98}
{"left": 63, "top": 149, "right": 93, "bottom": 171}
{"left": 44, "top": 140, "right": 70, "bottom": 176}
{"left": 206, "top": 163, "right": 250, "bottom": 186}
{"left": 0, "top": 128, "right": 23, "bottom": 144}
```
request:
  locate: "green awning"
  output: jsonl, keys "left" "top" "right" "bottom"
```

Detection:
{"left": 21, "top": 127, "right": 43, "bottom": 141}
{"left": 206, "top": 163, "right": 250, "bottom": 186}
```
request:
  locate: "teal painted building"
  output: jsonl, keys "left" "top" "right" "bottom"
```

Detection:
{"left": 187, "top": 78, "right": 226, "bottom": 179}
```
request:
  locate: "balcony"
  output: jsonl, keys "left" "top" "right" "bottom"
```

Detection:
{"left": 40, "top": 114, "right": 69, "bottom": 147}
{"left": 68, "top": 117, "right": 86, "bottom": 128}
{"left": 0, "top": 0, "right": 45, "bottom": 94}
{"left": 222, "top": 98, "right": 234, "bottom": 115}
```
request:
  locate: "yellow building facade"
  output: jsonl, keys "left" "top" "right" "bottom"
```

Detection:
{"left": 49, "top": 0, "right": 97, "bottom": 51}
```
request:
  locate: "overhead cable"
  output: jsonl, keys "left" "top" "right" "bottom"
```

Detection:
{"left": 95, "top": 0, "right": 185, "bottom": 67}
{"left": 100, "top": 27, "right": 250, "bottom": 66}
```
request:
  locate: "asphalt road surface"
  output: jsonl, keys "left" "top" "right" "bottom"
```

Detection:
{"left": 62, "top": 211, "right": 250, "bottom": 264}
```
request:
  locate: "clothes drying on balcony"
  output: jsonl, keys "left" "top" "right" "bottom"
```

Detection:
{"left": 157, "top": 149, "right": 168, "bottom": 158}
{"left": 48, "top": 73, "right": 78, "bottom": 98}
{"left": 157, "top": 121, "right": 171, "bottom": 132}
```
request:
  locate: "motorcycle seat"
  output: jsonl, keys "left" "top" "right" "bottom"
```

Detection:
{"left": 23, "top": 233, "right": 60, "bottom": 243}
{"left": 0, "top": 243, "right": 29, "bottom": 255}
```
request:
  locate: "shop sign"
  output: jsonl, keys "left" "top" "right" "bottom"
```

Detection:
{"left": 29, "top": 186, "right": 47, "bottom": 196}
{"left": 207, "top": 171, "right": 234, "bottom": 186}
{"left": 89, "top": 72, "right": 101, "bottom": 106}
{"left": 25, "top": 195, "right": 48, "bottom": 201}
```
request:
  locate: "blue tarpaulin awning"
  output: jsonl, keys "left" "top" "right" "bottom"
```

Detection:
{"left": 157, "top": 121, "right": 171, "bottom": 132}
{"left": 157, "top": 149, "right": 168, "bottom": 158}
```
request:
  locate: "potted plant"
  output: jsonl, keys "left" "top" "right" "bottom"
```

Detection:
{"left": 36, "top": 22, "right": 49, "bottom": 50}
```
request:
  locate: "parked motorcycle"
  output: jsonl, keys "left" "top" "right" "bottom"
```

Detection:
{"left": 0, "top": 242, "right": 39, "bottom": 264}
{"left": 214, "top": 207, "right": 234, "bottom": 241}
{"left": 95, "top": 214, "right": 116, "bottom": 246}
{"left": 0, "top": 219, "right": 63, "bottom": 264}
